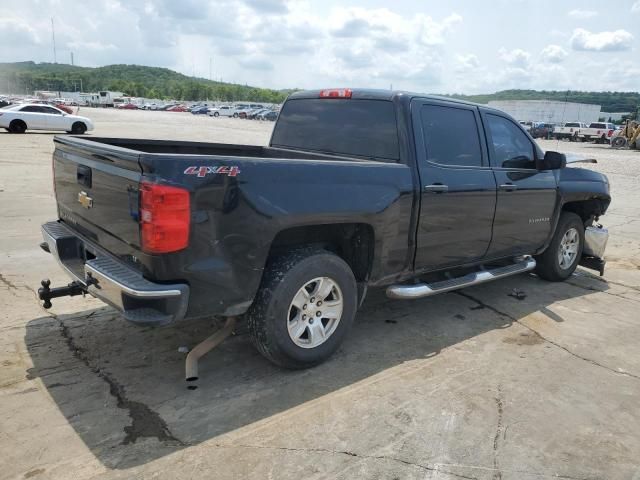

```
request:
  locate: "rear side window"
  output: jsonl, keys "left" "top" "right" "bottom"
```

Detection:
{"left": 589, "top": 123, "right": 606, "bottom": 128}
{"left": 420, "top": 104, "right": 483, "bottom": 167}
{"left": 20, "top": 106, "right": 44, "bottom": 113}
{"left": 486, "top": 114, "right": 535, "bottom": 169}
{"left": 271, "top": 99, "right": 399, "bottom": 161}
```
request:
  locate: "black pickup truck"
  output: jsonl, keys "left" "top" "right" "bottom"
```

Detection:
{"left": 39, "top": 88, "right": 610, "bottom": 369}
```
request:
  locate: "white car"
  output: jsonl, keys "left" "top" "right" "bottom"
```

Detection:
{"left": 208, "top": 105, "right": 237, "bottom": 117}
{"left": 0, "top": 104, "right": 94, "bottom": 134}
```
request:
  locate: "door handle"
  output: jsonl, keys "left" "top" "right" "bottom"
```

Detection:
{"left": 499, "top": 183, "right": 518, "bottom": 191}
{"left": 424, "top": 184, "right": 448, "bottom": 193}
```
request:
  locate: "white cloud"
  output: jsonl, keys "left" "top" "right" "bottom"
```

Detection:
{"left": 567, "top": 9, "right": 598, "bottom": 18}
{"left": 499, "top": 48, "right": 531, "bottom": 67}
{"left": 570, "top": 28, "right": 634, "bottom": 51}
{"left": 455, "top": 53, "right": 480, "bottom": 71}
{"left": 540, "top": 44, "right": 568, "bottom": 63}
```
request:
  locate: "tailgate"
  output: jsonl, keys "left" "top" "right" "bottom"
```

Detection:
{"left": 53, "top": 136, "right": 142, "bottom": 251}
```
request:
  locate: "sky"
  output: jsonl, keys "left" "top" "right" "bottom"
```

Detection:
{"left": 1, "top": 0, "right": 639, "bottom": 94}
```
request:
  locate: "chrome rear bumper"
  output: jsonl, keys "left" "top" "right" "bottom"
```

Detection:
{"left": 41, "top": 221, "right": 189, "bottom": 325}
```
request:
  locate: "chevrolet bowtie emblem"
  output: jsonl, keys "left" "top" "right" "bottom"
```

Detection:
{"left": 78, "top": 191, "right": 93, "bottom": 209}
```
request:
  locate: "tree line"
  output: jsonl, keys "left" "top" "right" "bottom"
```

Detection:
{"left": 0, "top": 62, "right": 290, "bottom": 103}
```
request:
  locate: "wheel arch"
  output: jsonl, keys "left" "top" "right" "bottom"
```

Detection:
{"left": 267, "top": 223, "right": 375, "bottom": 286}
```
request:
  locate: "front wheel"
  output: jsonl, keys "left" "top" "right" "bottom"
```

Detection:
{"left": 535, "top": 212, "right": 584, "bottom": 281}
{"left": 71, "top": 122, "right": 87, "bottom": 134}
{"left": 247, "top": 249, "right": 357, "bottom": 369}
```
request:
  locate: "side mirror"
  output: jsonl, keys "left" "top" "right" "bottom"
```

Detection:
{"left": 539, "top": 151, "right": 566, "bottom": 170}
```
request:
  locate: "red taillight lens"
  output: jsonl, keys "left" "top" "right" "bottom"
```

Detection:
{"left": 608, "top": 130, "right": 613, "bottom": 137}
{"left": 139, "top": 182, "right": 190, "bottom": 254}
{"left": 319, "top": 88, "right": 352, "bottom": 98}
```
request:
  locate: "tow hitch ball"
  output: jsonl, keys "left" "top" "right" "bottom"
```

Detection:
{"left": 38, "top": 278, "right": 88, "bottom": 309}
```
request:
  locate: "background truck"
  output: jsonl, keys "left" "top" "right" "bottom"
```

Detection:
{"left": 38, "top": 88, "right": 611, "bottom": 371}
{"left": 553, "top": 122, "right": 587, "bottom": 141}
{"left": 578, "top": 122, "right": 616, "bottom": 144}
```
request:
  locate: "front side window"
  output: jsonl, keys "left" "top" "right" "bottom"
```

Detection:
{"left": 41, "top": 106, "right": 61, "bottom": 115}
{"left": 420, "top": 104, "right": 483, "bottom": 167}
{"left": 486, "top": 114, "right": 535, "bottom": 169}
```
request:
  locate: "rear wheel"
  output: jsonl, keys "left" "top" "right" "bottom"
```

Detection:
{"left": 71, "top": 122, "right": 87, "bottom": 134}
{"left": 9, "top": 120, "right": 26, "bottom": 133}
{"left": 213, "top": 112, "right": 219, "bottom": 117}
{"left": 233, "top": 113, "right": 239, "bottom": 118}
{"left": 535, "top": 212, "right": 584, "bottom": 281}
{"left": 247, "top": 248, "right": 357, "bottom": 369}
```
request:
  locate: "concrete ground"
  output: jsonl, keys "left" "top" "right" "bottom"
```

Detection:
{"left": 1, "top": 108, "right": 640, "bottom": 480}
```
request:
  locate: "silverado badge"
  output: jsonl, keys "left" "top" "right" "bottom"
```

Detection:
{"left": 78, "top": 191, "right": 93, "bottom": 209}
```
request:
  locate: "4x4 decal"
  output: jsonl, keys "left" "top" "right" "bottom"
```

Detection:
{"left": 184, "top": 166, "right": 240, "bottom": 178}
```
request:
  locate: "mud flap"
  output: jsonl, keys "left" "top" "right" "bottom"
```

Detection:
{"left": 579, "top": 255, "right": 606, "bottom": 277}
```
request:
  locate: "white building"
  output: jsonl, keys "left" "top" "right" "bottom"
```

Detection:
{"left": 487, "top": 100, "right": 601, "bottom": 124}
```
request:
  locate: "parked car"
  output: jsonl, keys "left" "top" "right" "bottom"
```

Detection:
{"left": 208, "top": 105, "right": 236, "bottom": 117}
{"left": 191, "top": 106, "right": 210, "bottom": 115}
{"left": 167, "top": 105, "right": 188, "bottom": 112}
{"left": 553, "top": 122, "right": 587, "bottom": 141}
{"left": 37, "top": 88, "right": 610, "bottom": 372}
{"left": 247, "top": 109, "right": 270, "bottom": 120}
{"left": 519, "top": 121, "right": 532, "bottom": 132}
{"left": 143, "top": 103, "right": 159, "bottom": 110}
{"left": 578, "top": 122, "right": 616, "bottom": 144}
{"left": 258, "top": 110, "right": 278, "bottom": 121}
{"left": 117, "top": 103, "right": 139, "bottom": 110}
{"left": 54, "top": 103, "right": 74, "bottom": 114}
{"left": 0, "top": 103, "right": 94, "bottom": 134}
{"left": 530, "top": 122, "right": 555, "bottom": 139}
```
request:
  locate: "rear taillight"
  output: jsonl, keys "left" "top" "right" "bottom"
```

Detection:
{"left": 608, "top": 130, "right": 613, "bottom": 137}
{"left": 596, "top": 130, "right": 601, "bottom": 135}
{"left": 139, "top": 182, "right": 190, "bottom": 254}
{"left": 569, "top": 128, "right": 574, "bottom": 132}
{"left": 319, "top": 88, "right": 352, "bottom": 98}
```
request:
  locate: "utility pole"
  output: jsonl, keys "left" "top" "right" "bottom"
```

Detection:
{"left": 70, "top": 52, "right": 74, "bottom": 66}
{"left": 51, "top": 18, "right": 57, "bottom": 63}
{"left": 209, "top": 57, "right": 212, "bottom": 81}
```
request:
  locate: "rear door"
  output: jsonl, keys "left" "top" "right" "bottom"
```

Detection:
{"left": 412, "top": 99, "right": 497, "bottom": 271}
{"left": 480, "top": 110, "right": 558, "bottom": 258}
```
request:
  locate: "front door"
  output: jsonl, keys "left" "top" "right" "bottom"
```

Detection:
{"left": 413, "top": 100, "right": 497, "bottom": 271}
{"left": 481, "top": 111, "right": 558, "bottom": 258}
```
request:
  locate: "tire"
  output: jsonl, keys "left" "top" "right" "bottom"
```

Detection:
{"left": 247, "top": 248, "right": 357, "bottom": 369}
{"left": 233, "top": 113, "right": 238, "bottom": 118}
{"left": 71, "top": 122, "right": 87, "bottom": 134}
{"left": 9, "top": 120, "right": 26, "bottom": 134}
{"left": 611, "top": 136, "right": 628, "bottom": 148}
{"left": 213, "top": 112, "right": 219, "bottom": 117}
{"left": 535, "top": 212, "right": 584, "bottom": 282}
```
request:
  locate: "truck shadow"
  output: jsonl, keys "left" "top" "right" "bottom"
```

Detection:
{"left": 24, "top": 270, "right": 607, "bottom": 469}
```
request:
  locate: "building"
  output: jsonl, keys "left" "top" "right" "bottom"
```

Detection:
{"left": 600, "top": 112, "right": 631, "bottom": 122}
{"left": 487, "top": 100, "right": 601, "bottom": 124}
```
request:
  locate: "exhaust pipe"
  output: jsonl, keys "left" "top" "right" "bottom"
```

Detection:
{"left": 185, "top": 316, "right": 237, "bottom": 389}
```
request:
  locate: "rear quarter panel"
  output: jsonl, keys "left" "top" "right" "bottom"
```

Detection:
{"left": 141, "top": 155, "right": 415, "bottom": 317}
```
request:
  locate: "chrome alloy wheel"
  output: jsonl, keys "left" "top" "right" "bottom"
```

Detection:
{"left": 287, "top": 277, "right": 343, "bottom": 349}
{"left": 558, "top": 227, "right": 580, "bottom": 270}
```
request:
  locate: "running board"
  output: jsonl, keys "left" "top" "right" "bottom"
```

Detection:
{"left": 386, "top": 257, "right": 536, "bottom": 300}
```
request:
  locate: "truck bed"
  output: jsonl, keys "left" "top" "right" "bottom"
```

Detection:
{"left": 77, "top": 137, "right": 374, "bottom": 162}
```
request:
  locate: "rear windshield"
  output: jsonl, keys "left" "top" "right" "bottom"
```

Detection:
{"left": 271, "top": 98, "right": 399, "bottom": 161}
{"left": 589, "top": 123, "right": 606, "bottom": 128}
{"left": 565, "top": 123, "right": 580, "bottom": 127}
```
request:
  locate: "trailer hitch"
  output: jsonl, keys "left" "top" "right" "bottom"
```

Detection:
{"left": 38, "top": 278, "right": 88, "bottom": 309}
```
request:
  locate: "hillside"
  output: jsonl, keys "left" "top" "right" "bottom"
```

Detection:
{"left": 0, "top": 61, "right": 289, "bottom": 103}
{"left": 448, "top": 89, "right": 640, "bottom": 114}
{"left": 1, "top": 62, "right": 638, "bottom": 111}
